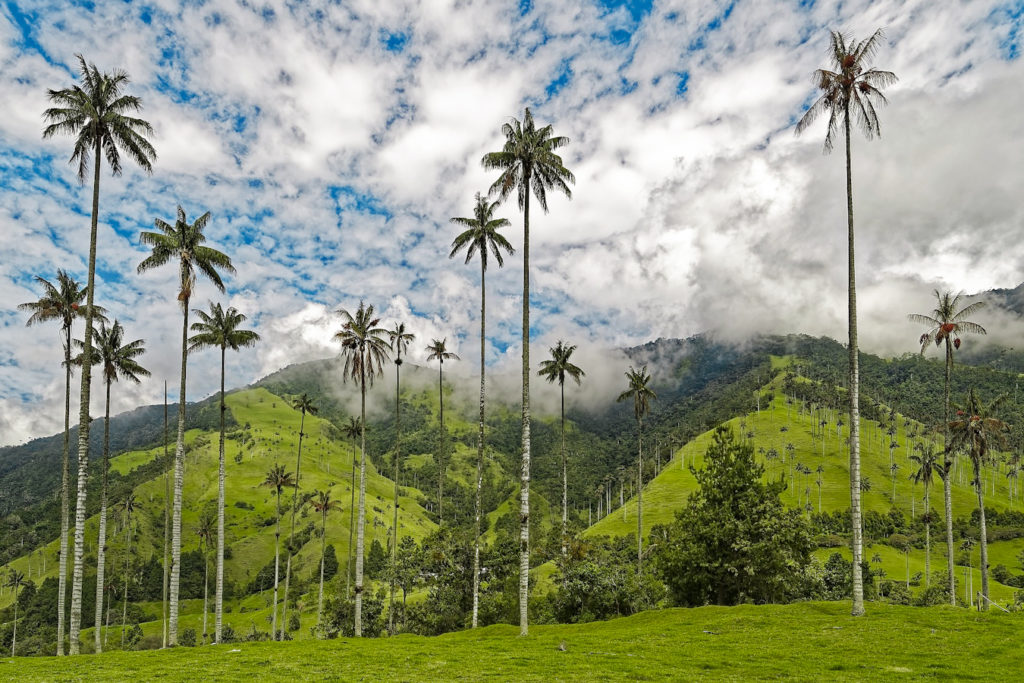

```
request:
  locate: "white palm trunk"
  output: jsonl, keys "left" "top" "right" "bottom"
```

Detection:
{"left": 69, "top": 141, "right": 103, "bottom": 655}
{"left": 57, "top": 325, "right": 72, "bottom": 656}
{"left": 215, "top": 348, "right": 226, "bottom": 643}
{"left": 168, "top": 298, "right": 191, "bottom": 646}
{"left": 93, "top": 380, "right": 112, "bottom": 653}
{"left": 518, "top": 180, "right": 532, "bottom": 637}
{"left": 354, "top": 368, "right": 368, "bottom": 636}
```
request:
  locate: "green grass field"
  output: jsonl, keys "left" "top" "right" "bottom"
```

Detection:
{"left": 5, "top": 602, "right": 1021, "bottom": 681}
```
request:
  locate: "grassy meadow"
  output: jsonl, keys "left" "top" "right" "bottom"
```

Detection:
{"left": 4, "top": 602, "right": 1021, "bottom": 681}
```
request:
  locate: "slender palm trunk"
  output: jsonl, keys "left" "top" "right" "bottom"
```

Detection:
{"left": 355, "top": 366, "right": 368, "bottom": 636}
{"left": 637, "top": 418, "right": 643, "bottom": 573}
{"left": 271, "top": 488, "right": 282, "bottom": 639}
{"left": 282, "top": 409, "right": 307, "bottom": 640}
{"left": 10, "top": 587, "right": 18, "bottom": 656}
{"left": 121, "top": 518, "right": 131, "bottom": 649}
{"left": 924, "top": 485, "right": 931, "bottom": 586}
{"left": 162, "top": 384, "right": 169, "bottom": 648}
{"left": 390, "top": 358, "right": 402, "bottom": 634}
{"left": 168, "top": 296, "right": 191, "bottom": 645}
{"left": 942, "top": 339, "right": 956, "bottom": 605}
{"left": 347, "top": 440, "right": 355, "bottom": 599}
{"left": 438, "top": 360, "right": 445, "bottom": 525}
{"left": 202, "top": 544, "right": 209, "bottom": 642}
{"left": 69, "top": 140, "right": 102, "bottom": 655}
{"left": 560, "top": 384, "right": 567, "bottom": 562}
{"left": 215, "top": 348, "right": 226, "bottom": 643}
{"left": 975, "top": 458, "right": 990, "bottom": 609}
{"left": 317, "top": 509, "right": 327, "bottom": 629}
{"left": 93, "top": 380, "right": 112, "bottom": 653}
{"left": 844, "top": 111, "right": 865, "bottom": 617}
{"left": 472, "top": 267, "right": 486, "bottom": 628}
{"left": 57, "top": 324, "right": 72, "bottom": 656}
{"left": 519, "top": 175, "right": 532, "bottom": 637}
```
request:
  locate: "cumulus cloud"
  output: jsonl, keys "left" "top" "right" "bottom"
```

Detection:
{"left": 1, "top": 0, "right": 1022, "bottom": 446}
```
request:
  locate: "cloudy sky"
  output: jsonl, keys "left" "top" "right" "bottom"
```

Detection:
{"left": 1, "top": 0, "right": 1023, "bottom": 447}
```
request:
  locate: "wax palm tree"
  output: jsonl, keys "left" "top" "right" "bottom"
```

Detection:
{"left": 334, "top": 301, "right": 390, "bottom": 636}
{"left": 450, "top": 192, "right": 513, "bottom": 628}
{"left": 910, "top": 443, "right": 939, "bottom": 586}
{"left": 482, "top": 107, "right": 574, "bottom": 636}
{"left": 538, "top": 341, "right": 585, "bottom": 562}
{"left": 342, "top": 416, "right": 362, "bottom": 599}
{"left": 425, "top": 338, "right": 460, "bottom": 524}
{"left": 281, "top": 393, "right": 317, "bottom": 640}
{"left": 75, "top": 320, "right": 148, "bottom": 654}
{"left": 949, "top": 389, "right": 1009, "bottom": 609}
{"left": 187, "top": 302, "right": 258, "bottom": 643}
{"left": 17, "top": 270, "right": 99, "bottom": 655}
{"left": 195, "top": 511, "right": 215, "bottom": 644}
{"left": 617, "top": 366, "right": 657, "bottom": 573}
{"left": 44, "top": 56, "right": 155, "bottom": 654}
{"left": 120, "top": 492, "right": 136, "bottom": 650}
{"left": 6, "top": 568, "right": 27, "bottom": 656}
{"left": 138, "top": 206, "right": 234, "bottom": 645}
{"left": 309, "top": 489, "right": 339, "bottom": 630}
{"left": 909, "top": 290, "right": 986, "bottom": 604}
{"left": 261, "top": 464, "right": 295, "bottom": 639}
{"left": 385, "top": 322, "right": 414, "bottom": 633}
{"left": 796, "top": 29, "right": 896, "bottom": 618}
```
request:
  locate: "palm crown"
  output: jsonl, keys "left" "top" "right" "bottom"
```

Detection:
{"left": 387, "top": 322, "right": 415, "bottom": 366}
{"left": 19, "top": 270, "right": 104, "bottom": 340}
{"left": 482, "top": 107, "right": 574, "bottom": 209}
{"left": 539, "top": 341, "right": 585, "bottom": 388}
{"left": 78, "top": 320, "right": 150, "bottom": 386}
{"left": 188, "top": 302, "right": 261, "bottom": 354}
{"left": 291, "top": 393, "right": 318, "bottom": 418}
{"left": 262, "top": 464, "right": 295, "bottom": 494}
{"left": 449, "top": 193, "right": 514, "bottom": 270}
{"left": 795, "top": 29, "right": 898, "bottom": 152}
{"left": 137, "top": 206, "right": 235, "bottom": 307}
{"left": 426, "top": 338, "right": 460, "bottom": 365}
{"left": 310, "top": 490, "right": 339, "bottom": 516}
{"left": 908, "top": 290, "right": 986, "bottom": 354}
{"left": 334, "top": 301, "right": 390, "bottom": 386}
{"left": 42, "top": 54, "right": 157, "bottom": 181}
{"left": 617, "top": 366, "right": 657, "bottom": 422}
{"left": 949, "top": 389, "right": 1009, "bottom": 467}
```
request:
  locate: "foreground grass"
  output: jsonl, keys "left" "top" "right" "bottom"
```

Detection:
{"left": 4, "top": 602, "right": 1021, "bottom": 681}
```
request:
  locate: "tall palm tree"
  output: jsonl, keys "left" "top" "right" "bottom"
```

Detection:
{"left": 43, "top": 56, "right": 155, "bottom": 655}
{"left": 309, "top": 489, "right": 339, "bottom": 630}
{"left": 187, "top": 301, "right": 259, "bottom": 643}
{"left": 194, "top": 511, "right": 215, "bottom": 644}
{"left": 281, "top": 393, "right": 317, "bottom": 640}
{"left": 17, "top": 271, "right": 97, "bottom": 655}
{"left": 120, "top": 492, "right": 136, "bottom": 650}
{"left": 261, "top": 464, "right": 295, "bottom": 639}
{"left": 949, "top": 389, "right": 1009, "bottom": 609}
{"left": 909, "top": 290, "right": 986, "bottom": 604}
{"left": 617, "top": 366, "right": 657, "bottom": 573}
{"left": 450, "top": 191, "right": 514, "bottom": 629}
{"left": 386, "top": 322, "right": 414, "bottom": 634}
{"left": 796, "top": 29, "right": 896, "bottom": 618}
{"left": 538, "top": 341, "right": 585, "bottom": 562}
{"left": 425, "top": 338, "right": 460, "bottom": 524}
{"left": 334, "top": 301, "right": 390, "bottom": 636}
{"left": 6, "top": 568, "right": 27, "bottom": 657}
{"left": 482, "top": 107, "right": 573, "bottom": 636}
{"left": 341, "top": 416, "right": 362, "bottom": 599}
{"left": 910, "top": 443, "right": 939, "bottom": 586}
{"left": 75, "top": 320, "right": 148, "bottom": 654}
{"left": 138, "top": 206, "right": 234, "bottom": 645}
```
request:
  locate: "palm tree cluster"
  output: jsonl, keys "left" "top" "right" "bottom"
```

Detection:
{"left": 20, "top": 23, "right": 1018, "bottom": 653}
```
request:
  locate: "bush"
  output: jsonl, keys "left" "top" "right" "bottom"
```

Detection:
{"left": 221, "top": 623, "right": 238, "bottom": 643}
{"left": 180, "top": 628, "right": 197, "bottom": 647}
{"left": 915, "top": 574, "right": 952, "bottom": 606}
{"left": 879, "top": 580, "right": 912, "bottom": 605}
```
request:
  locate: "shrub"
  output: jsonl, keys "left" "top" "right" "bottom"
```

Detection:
{"left": 180, "top": 628, "right": 197, "bottom": 647}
